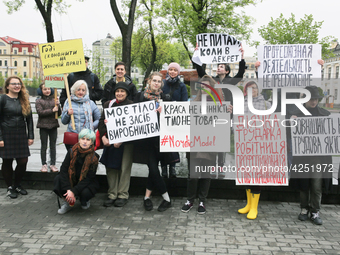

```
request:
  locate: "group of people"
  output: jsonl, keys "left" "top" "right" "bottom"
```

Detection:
{"left": 0, "top": 53, "right": 331, "bottom": 225}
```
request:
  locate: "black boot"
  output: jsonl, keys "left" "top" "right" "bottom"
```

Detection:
{"left": 161, "top": 166, "right": 168, "bottom": 178}
{"left": 169, "top": 166, "right": 177, "bottom": 178}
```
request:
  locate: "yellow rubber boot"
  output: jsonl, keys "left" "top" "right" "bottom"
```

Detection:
{"left": 238, "top": 189, "right": 251, "bottom": 214}
{"left": 247, "top": 193, "right": 260, "bottom": 220}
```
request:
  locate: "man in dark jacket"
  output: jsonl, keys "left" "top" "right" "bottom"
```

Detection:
{"left": 60, "top": 56, "right": 103, "bottom": 107}
{"left": 101, "top": 62, "right": 138, "bottom": 105}
{"left": 290, "top": 86, "right": 332, "bottom": 226}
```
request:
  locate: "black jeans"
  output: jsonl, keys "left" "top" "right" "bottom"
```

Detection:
{"left": 146, "top": 149, "right": 167, "bottom": 195}
{"left": 40, "top": 128, "right": 58, "bottom": 165}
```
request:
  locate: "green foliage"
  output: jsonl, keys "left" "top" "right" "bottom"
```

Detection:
{"left": 256, "top": 13, "right": 336, "bottom": 59}
{"left": 0, "top": 73, "right": 5, "bottom": 88}
{"left": 237, "top": 85, "right": 244, "bottom": 92}
{"left": 159, "top": 0, "right": 260, "bottom": 59}
{"left": 186, "top": 84, "right": 191, "bottom": 98}
{"left": 91, "top": 49, "right": 109, "bottom": 84}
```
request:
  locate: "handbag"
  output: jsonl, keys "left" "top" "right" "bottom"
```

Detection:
{"left": 94, "top": 130, "right": 104, "bottom": 151}
{"left": 63, "top": 132, "right": 79, "bottom": 145}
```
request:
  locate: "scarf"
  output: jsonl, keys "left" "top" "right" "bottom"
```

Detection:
{"left": 69, "top": 94, "right": 94, "bottom": 131}
{"left": 165, "top": 73, "right": 180, "bottom": 84}
{"left": 68, "top": 143, "right": 98, "bottom": 188}
{"left": 143, "top": 88, "right": 162, "bottom": 102}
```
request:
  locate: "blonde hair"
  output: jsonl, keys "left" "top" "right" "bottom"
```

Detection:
{"left": 71, "top": 80, "right": 88, "bottom": 96}
{"left": 147, "top": 72, "right": 164, "bottom": 90}
{"left": 5, "top": 76, "right": 31, "bottom": 116}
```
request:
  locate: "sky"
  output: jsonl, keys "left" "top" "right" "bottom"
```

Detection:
{"left": 1, "top": 0, "right": 339, "bottom": 58}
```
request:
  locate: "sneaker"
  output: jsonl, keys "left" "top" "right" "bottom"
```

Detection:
{"left": 81, "top": 201, "right": 91, "bottom": 210}
{"left": 15, "top": 185, "right": 28, "bottom": 195}
{"left": 144, "top": 198, "right": 153, "bottom": 211}
{"left": 7, "top": 186, "right": 18, "bottom": 199}
{"left": 50, "top": 165, "right": 59, "bottom": 172}
{"left": 197, "top": 202, "right": 206, "bottom": 214}
{"left": 158, "top": 200, "right": 172, "bottom": 212}
{"left": 114, "top": 198, "right": 128, "bottom": 207}
{"left": 40, "top": 164, "right": 48, "bottom": 172}
{"left": 298, "top": 208, "right": 309, "bottom": 221}
{"left": 310, "top": 211, "right": 323, "bottom": 225}
{"left": 58, "top": 202, "right": 72, "bottom": 214}
{"left": 181, "top": 200, "right": 193, "bottom": 213}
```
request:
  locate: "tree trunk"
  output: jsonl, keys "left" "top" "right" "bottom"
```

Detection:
{"left": 35, "top": 0, "right": 54, "bottom": 42}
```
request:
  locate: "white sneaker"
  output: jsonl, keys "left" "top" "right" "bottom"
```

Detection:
{"left": 50, "top": 165, "right": 59, "bottom": 172}
{"left": 58, "top": 202, "right": 72, "bottom": 214}
{"left": 40, "top": 164, "right": 48, "bottom": 172}
{"left": 81, "top": 201, "right": 90, "bottom": 210}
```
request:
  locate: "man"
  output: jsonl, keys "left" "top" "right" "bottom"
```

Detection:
{"left": 290, "top": 86, "right": 332, "bottom": 225}
{"left": 101, "top": 62, "right": 137, "bottom": 105}
{"left": 60, "top": 56, "right": 103, "bottom": 107}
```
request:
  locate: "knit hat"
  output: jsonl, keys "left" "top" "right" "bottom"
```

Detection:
{"left": 168, "top": 62, "right": 181, "bottom": 73}
{"left": 85, "top": 56, "right": 90, "bottom": 61}
{"left": 114, "top": 82, "right": 130, "bottom": 97}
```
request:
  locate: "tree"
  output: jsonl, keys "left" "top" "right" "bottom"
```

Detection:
{"left": 110, "top": 0, "right": 137, "bottom": 76}
{"left": 160, "top": 0, "right": 260, "bottom": 60}
{"left": 4, "top": 0, "right": 84, "bottom": 43}
{"left": 256, "top": 13, "right": 336, "bottom": 59}
{"left": 91, "top": 49, "right": 109, "bottom": 84}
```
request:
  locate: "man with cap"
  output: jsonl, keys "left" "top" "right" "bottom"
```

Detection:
{"left": 60, "top": 56, "right": 103, "bottom": 107}
{"left": 290, "top": 86, "right": 333, "bottom": 225}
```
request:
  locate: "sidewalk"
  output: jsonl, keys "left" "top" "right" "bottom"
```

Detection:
{"left": 1, "top": 189, "right": 340, "bottom": 254}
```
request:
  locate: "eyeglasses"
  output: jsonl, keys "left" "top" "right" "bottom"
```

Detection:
{"left": 152, "top": 79, "right": 162, "bottom": 84}
{"left": 9, "top": 83, "right": 22, "bottom": 86}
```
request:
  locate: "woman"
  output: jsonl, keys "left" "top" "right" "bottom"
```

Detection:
{"left": 181, "top": 75, "right": 224, "bottom": 214}
{"left": 61, "top": 80, "right": 101, "bottom": 151}
{"left": 36, "top": 82, "right": 61, "bottom": 172}
{"left": 237, "top": 80, "right": 271, "bottom": 220}
{"left": 99, "top": 82, "right": 134, "bottom": 208}
{"left": 102, "top": 62, "right": 138, "bottom": 105}
{"left": 0, "top": 76, "right": 34, "bottom": 199}
{"left": 134, "top": 72, "right": 171, "bottom": 212}
{"left": 161, "top": 62, "right": 188, "bottom": 178}
{"left": 54, "top": 129, "right": 99, "bottom": 214}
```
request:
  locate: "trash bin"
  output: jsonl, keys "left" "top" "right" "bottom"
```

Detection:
{"left": 330, "top": 103, "right": 334, "bottom": 108}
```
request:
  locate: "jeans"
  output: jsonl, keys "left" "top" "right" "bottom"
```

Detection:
{"left": 40, "top": 128, "right": 58, "bottom": 165}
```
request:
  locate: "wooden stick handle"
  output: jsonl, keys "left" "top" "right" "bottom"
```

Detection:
{"left": 64, "top": 73, "right": 75, "bottom": 130}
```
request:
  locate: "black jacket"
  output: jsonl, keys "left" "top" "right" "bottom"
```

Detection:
{"left": 0, "top": 95, "right": 34, "bottom": 141}
{"left": 59, "top": 149, "right": 99, "bottom": 196}
{"left": 195, "top": 60, "right": 246, "bottom": 103}
{"left": 60, "top": 68, "right": 103, "bottom": 107}
{"left": 101, "top": 75, "right": 137, "bottom": 105}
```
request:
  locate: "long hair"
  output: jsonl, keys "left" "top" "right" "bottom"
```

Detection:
{"left": 4, "top": 76, "right": 31, "bottom": 116}
{"left": 194, "top": 75, "right": 224, "bottom": 102}
{"left": 147, "top": 72, "right": 164, "bottom": 90}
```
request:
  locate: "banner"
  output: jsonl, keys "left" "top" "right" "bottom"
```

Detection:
{"left": 44, "top": 74, "right": 65, "bottom": 88}
{"left": 39, "top": 39, "right": 86, "bottom": 76}
{"left": 192, "top": 33, "right": 242, "bottom": 66}
{"left": 104, "top": 101, "right": 159, "bottom": 144}
{"left": 257, "top": 44, "right": 321, "bottom": 88}
{"left": 234, "top": 114, "right": 288, "bottom": 186}
{"left": 291, "top": 114, "right": 340, "bottom": 156}
{"left": 160, "top": 101, "right": 230, "bottom": 152}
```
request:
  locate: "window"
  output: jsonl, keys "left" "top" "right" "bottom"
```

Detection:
{"left": 33, "top": 62, "right": 35, "bottom": 67}
{"left": 245, "top": 73, "right": 249, "bottom": 78}
{"left": 5, "top": 71, "right": 8, "bottom": 77}
{"left": 24, "top": 72, "right": 27, "bottom": 77}
{"left": 14, "top": 49, "right": 17, "bottom": 54}
{"left": 4, "top": 49, "right": 6, "bottom": 54}
{"left": 251, "top": 73, "right": 254, "bottom": 78}
{"left": 23, "top": 61, "right": 27, "bottom": 67}
{"left": 336, "top": 66, "right": 339, "bottom": 79}
{"left": 23, "top": 50, "right": 27, "bottom": 54}
{"left": 5, "top": 60, "right": 7, "bottom": 66}
{"left": 335, "top": 89, "right": 338, "bottom": 100}
{"left": 0, "top": 60, "right": 2, "bottom": 66}
{"left": 0, "top": 50, "right": 2, "bottom": 54}
{"left": 14, "top": 71, "right": 17, "bottom": 75}
{"left": 14, "top": 61, "right": 17, "bottom": 67}
{"left": 328, "top": 67, "right": 332, "bottom": 79}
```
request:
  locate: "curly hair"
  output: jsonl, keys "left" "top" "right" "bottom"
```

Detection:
{"left": 4, "top": 76, "right": 31, "bottom": 116}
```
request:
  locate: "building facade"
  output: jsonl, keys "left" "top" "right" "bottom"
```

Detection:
{"left": 0, "top": 36, "right": 42, "bottom": 81}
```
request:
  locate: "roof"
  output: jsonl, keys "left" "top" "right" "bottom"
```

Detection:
{"left": 0, "top": 36, "right": 38, "bottom": 46}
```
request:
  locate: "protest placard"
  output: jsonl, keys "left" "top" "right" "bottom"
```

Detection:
{"left": 257, "top": 44, "right": 321, "bottom": 88}
{"left": 192, "top": 33, "right": 242, "bottom": 66}
{"left": 291, "top": 114, "right": 340, "bottom": 156}
{"left": 39, "top": 39, "right": 86, "bottom": 76}
{"left": 234, "top": 113, "right": 288, "bottom": 186}
{"left": 104, "top": 101, "right": 159, "bottom": 144}
{"left": 44, "top": 74, "right": 65, "bottom": 88}
{"left": 160, "top": 101, "right": 230, "bottom": 152}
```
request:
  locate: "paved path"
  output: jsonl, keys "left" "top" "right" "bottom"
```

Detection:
{"left": 1, "top": 189, "right": 340, "bottom": 254}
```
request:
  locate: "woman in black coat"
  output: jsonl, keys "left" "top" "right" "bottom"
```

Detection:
{"left": 54, "top": 129, "right": 99, "bottom": 214}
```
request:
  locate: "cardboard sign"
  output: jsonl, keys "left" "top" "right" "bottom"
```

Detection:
{"left": 44, "top": 74, "right": 65, "bottom": 88}
{"left": 234, "top": 113, "right": 288, "bottom": 186}
{"left": 160, "top": 101, "right": 231, "bottom": 152}
{"left": 192, "top": 33, "right": 242, "bottom": 66}
{"left": 291, "top": 114, "right": 340, "bottom": 156}
{"left": 257, "top": 44, "right": 321, "bottom": 88}
{"left": 104, "top": 101, "right": 159, "bottom": 144}
{"left": 39, "top": 39, "right": 86, "bottom": 76}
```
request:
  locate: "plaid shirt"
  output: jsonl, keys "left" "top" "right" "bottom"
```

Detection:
{"left": 244, "top": 94, "right": 271, "bottom": 114}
